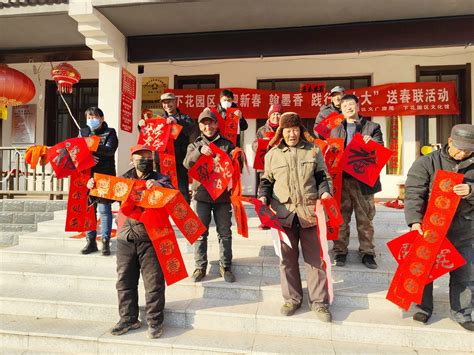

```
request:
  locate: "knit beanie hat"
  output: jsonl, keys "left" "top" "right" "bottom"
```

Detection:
{"left": 267, "top": 104, "right": 283, "bottom": 118}
{"left": 268, "top": 112, "right": 313, "bottom": 147}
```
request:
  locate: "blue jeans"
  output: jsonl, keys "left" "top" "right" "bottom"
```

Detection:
{"left": 86, "top": 202, "right": 113, "bottom": 241}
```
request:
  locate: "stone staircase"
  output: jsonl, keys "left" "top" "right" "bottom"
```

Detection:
{"left": 0, "top": 200, "right": 67, "bottom": 247}
{"left": 0, "top": 205, "right": 472, "bottom": 354}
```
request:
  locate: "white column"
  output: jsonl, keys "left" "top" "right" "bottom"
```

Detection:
{"left": 69, "top": 0, "right": 138, "bottom": 175}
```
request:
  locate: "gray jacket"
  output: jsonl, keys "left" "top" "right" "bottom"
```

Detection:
{"left": 404, "top": 145, "right": 474, "bottom": 229}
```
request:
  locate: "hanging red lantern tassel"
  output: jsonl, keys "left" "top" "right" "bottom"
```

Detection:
{"left": 0, "top": 64, "right": 36, "bottom": 107}
{"left": 51, "top": 63, "right": 81, "bottom": 94}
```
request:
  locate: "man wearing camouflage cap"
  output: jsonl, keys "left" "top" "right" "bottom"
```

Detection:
{"left": 404, "top": 124, "right": 474, "bottom": 331}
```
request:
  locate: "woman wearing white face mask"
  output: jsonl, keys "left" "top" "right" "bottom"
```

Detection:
{"left": 79, "top": 107, "right": 119, "bottom": 256}
{"left": 215, "top": 89, "right": 248, "bottom": 147}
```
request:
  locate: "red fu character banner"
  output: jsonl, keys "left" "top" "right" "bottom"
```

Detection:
{"left": 386, "top": 170, "right": 464, "bottom": 310}
{"left": 188, "top": 143, "right": 234, "bottom": 200}
{"left": 387, "top": 230, "right": 466, "bottom": 283}
{"left": 167, "top": 82, "right": 459, "bottom": 118}
{"left": 340, "top": 133, "right": 393, "bottom": 187}
{"left": 315, "top": 138, "right": 345, "bottom": 240}
{"left": 139, "top": 208, "right": 188, "bottom": 286}
{"left": 158, "top": 128, "right": 181, "bottom": 190}
{"left": 242, "top": 197, "right": 285, "bottom": 234}
{"left": 65, "top": 168, "right": 96, "bottom": 232}
{"left": 209, "top": 107, "right": 239, "bottom": 145}
{"left": 47, "top": 137, "right": 96, "bottom": 178}
{"left": 137, "top": 117, "right": 171, "bottom": 152}
{"left": 314, "top": 112, "right": 344, "bottom": 139}
{"left": 253, "top": 139, "right": 271, "bottom": 171}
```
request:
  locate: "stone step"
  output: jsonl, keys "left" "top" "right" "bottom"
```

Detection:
{"left": 0, "top": 253, "right": 450, "bottom": 298}
{"left": 0, "top": 211, "right": 55, "bottom": 225}
{"left": 0, "top": 200, "right": 67, "bottom": 213}
{"left": 1, "top": 241, "right": 399, "bottom": 270}
{"left": 38, "top": 214, "right": 408, "bottom": 232}
{"left": 2, "top": 314, "right": 461, "bottom": 355}
{"left": 18, "top": 228, "right": 403, "bottom": 255}
{"left": 0, "top": 224, "right": 37, "bottom": 233}
{"left": 0, "top": 232, "right": 18, "bottom": 247}
{"left": 0, "top": 271, "right": 452, "bottom": 321}
{"left": 0, "top": 303, "right": 470, "bottom": 352}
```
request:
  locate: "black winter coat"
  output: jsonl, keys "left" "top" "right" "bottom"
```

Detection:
{"left": 118, "top": 168, "right": 174, "bottom": 242}
{"left": 330, "top": 117, "right": 384, "bottom": 195}
{"left": 183, "top": 133, "right": 235, "bottom": 203}
{"left": 79, "top": 122, "right": 118, "bottom": 176}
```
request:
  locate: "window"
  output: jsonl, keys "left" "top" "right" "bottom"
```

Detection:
{"left": 256, "top": 76, "right": 371, "bottom": 133}
{"left": 174, "top": 74, "right": 220, "bottom": 141}
{"left": 415, "top": 65, "right": 471, "bottom": 155}
{"left": 174, "top": 74, "right": 219, "bottom": 89}
{"left": 44, "top": 79, "right": 98, "bottom": 146}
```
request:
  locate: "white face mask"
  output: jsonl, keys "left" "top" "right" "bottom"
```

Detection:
{"left": 220, "top": 100, "right": 232, "bottom": 110}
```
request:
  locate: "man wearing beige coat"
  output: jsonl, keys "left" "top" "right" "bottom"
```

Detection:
{"left": 257, "top": 112, "right": 333, "bottom": 322}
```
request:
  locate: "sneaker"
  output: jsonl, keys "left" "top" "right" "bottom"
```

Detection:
{"left": 335, "top": 254, "right": 346, "bottom": 267}
{"left": 147, "top": 324, "right": 164, "bottom": 339}
{"left": 101, "top": 239, "right": 110, "bottom": 256}
{"left": 458, "top": 321, "right": 474, "bottom": 332}
{"left": 413, "top": 312, "right": 430, "bottom": 324}
{"left": 311, "top": 304, "right": 332, "bottom": 323}
{"left": 219, "top": 265, "right": 236, "bottom": 283}
{"left": 362, "top": 254, "right": 378, "bottom": 269}
{"left": 192, "top": 268, "right": 206, "bottom": 282}
{"left": 258, "top": 223, "right": 270, "bottom": 230}
{"left": 81, "top": 239, "right": 98, "bottom": 255}
{"left": 110, "top": 320, "right": 141, "bottom": 336}
{"left": 280, "top": 302, "right": 301, "bottom": 316}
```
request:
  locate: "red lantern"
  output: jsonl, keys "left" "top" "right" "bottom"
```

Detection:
{"left": 0, "top": 64, "right": 36, "bottom": 107}
{"left": 51, "top": 63, "right": 81, "bottom": 94}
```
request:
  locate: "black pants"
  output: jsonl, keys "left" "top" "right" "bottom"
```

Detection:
{"left": 194, "top": 201, "right": 232, "bottom": 269}
{"left": 417, "top": 218, "right": 473, "bottom": 323}
{"left": 154, "top": 152, "right": 190, "bottom": 204}
{"left": 176, "top": 163, "right": 191, "bottom": 204}
{"left": 116, "top": 238, "right": 165, "bottom": 327}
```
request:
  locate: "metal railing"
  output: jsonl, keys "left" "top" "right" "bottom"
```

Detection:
{"left": 0, "top": 147, "right": 67, "bottom": 199}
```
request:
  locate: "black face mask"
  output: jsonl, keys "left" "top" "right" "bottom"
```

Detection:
{"left": 136, "top": 158, "right": 153, "bottom": 174}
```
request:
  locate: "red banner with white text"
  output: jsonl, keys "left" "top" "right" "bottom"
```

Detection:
{"left": 167, "top": 82, "right": 459, "bottom": 118}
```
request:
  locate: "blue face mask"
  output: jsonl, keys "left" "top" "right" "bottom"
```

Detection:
{"left": 87, "top": 118, "right": 101, "bottom": 131}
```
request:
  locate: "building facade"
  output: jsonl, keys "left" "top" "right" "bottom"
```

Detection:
{"left": 1, "top": 0, "right": 473, "bottom": 198}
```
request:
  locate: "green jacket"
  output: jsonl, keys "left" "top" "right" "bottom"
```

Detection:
{"left": 258, "top": 139, "right": 331, "bottom": 228}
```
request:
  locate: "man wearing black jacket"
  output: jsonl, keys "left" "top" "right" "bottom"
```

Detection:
{"left": 183, "top": 108, "right": 236, "bottom": 283}
{"left": 216, "top": 89, "right": 248, "bottom": 147}
{"left": 87, "top": 145, "right": 173, "bottom": 339}
{"left": 405, "top": 124, "right": 474, "bottom": 331}
{"left": 79, "top": 107, "right": 118, "bottom": 256}
{"left": 138, "top": 93, "right": 195, "bottom": 203}
{"left": 330, "top": 95, "right": 384, "bottom": 269}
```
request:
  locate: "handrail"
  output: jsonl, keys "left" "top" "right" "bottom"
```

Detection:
{"left": 0, "top": 146, "right": 67, "bottom": 200}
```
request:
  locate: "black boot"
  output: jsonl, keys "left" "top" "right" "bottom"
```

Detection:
{"left": 102, "top": 239, "right": 110, "bottom": 256}
{"left": 81, "top": 238, "right": 98, "bottom": 254}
